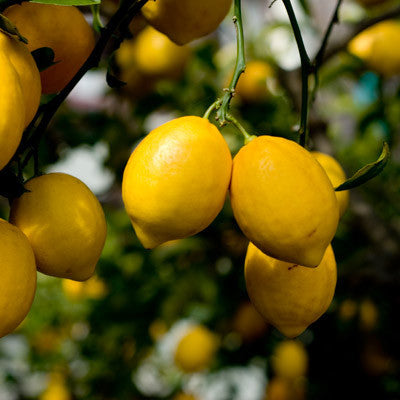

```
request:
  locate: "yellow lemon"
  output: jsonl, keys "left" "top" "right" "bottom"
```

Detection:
{"left": 0, "top": 52, "right": 25, "bottom": 171}
{"left": 311, "top": 151, "right": 349, "bottom": 217}
{"left": 235, "top": 60, "right": 274, "bottom": 103}
{"left": 348, "top": 20, "right": 400, "bottom": 77}
{"left": 40, "top": 372, "right": 71, "bottom": 400}
{"left": 245, "top": 242, "right": 337, "bottom": 338}
{"left": 142, "top": 0, "right": 232, "bottom": 45}
{"left": 271, "top": 340, "right": 308, "bottom": 379}
{"left": 4, "top": 3, "right": 95, "bottom": 94}
{"left": 338, "top": 299, "right": 358, "bottom": 321}
{"left": 232, "top": 301, "right": 268, "bottom": 342}
{"left": 174, "top": 325, "right": 219, "bottom": 372}
{"left": 359, "top": 299, "right": 379, "bottom": 331}
{"left": 230, "top": 136, "right": 339, "bottom": 268}
{"left": 0, "top": 219, "right": 36, "bottom": 338}
{"left": 132, "top": 26, "right": 190, "bottom": 78}
{"left": 0, "top": 32, "right": 41, "bottom": 127}
{"left": 122, "top": 116, "right": 232, "bottom": 248}
{"left": 264, "top": 377, "right": 291, "bottom": 400}
{"left": 10, "top": 173, "right": 107, "bottom": 281}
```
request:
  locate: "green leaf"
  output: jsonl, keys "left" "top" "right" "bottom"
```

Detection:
{"left": 31, "top": 47, "right": 58, "bottom": 72}
{"left": 0, "top": 13, "right": 27, "bottom": 43}
{"left": 335, "top": 142, "right": 390, "bottom": 191}
{"left": 30, "top": 0, "right": 101, "bottom": 5}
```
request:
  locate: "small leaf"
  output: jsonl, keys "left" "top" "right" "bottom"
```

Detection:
{"left": 335, "top": 142, "right": 390, "bottom": 191}
{"left": 31, "top": 47, "right": 58, "bottom": 72}
{"left": 30, "top": 0, "right": 100, "bottom": 5}
{"left": 106, "top": 70, "right": 126, "bottom": 89}
{"left": 0, "top": 13, "right": 27, "bottom": 43}
{"left": 91, "top": 4, "right": 103, "bottom": 33}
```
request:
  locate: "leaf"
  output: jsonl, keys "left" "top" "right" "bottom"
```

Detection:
{"left": 106, "top": 70, "right": 126, "bottom": 89}
{"left": 30, "top": 0, "right": 100, "bottom": 5}
{"left": 0, "top": 13, "right": 27, "bottom": 43}
{"left": 31, "top": 47, "right": 58, "bottom": 72}
{"left": 335, "top": 142, "right": 390, "bottom": 191}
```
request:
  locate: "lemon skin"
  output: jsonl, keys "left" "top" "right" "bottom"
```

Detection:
{"left": 142, "top": 0, "right": 232, "bottom": 45}
{"left": 245, "top": 242, "right": 337, "bottom": 338}
{"left": 122, "top": 116, "right": 232, "bottom": 248}
{"left": 4, "top": 3, "right": 95, "bottom": 94}
{"left": 0, "top": 219, "right": 36, "bottom": 338}
{"left": 10, "top": 173, "right": 107, "bottom": 281}
{"left": 230, "top": 135, "right": 339, "bottom": 268}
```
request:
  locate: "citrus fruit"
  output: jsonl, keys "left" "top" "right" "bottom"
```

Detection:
{"left": 359, "top": 299, "right": 379, "bottom": 331}
{"left": 348, "top": 20, "right": 400, "bottom": 76}
{"left": 4, "top": 3, "right": 95, "bottom": 94}
{"left": 0, "top": 52, "right": 25, "bottom": 171}
{"left": 174, "top": 325, "right": 219, "bottom": 372}
{"left": 230, "top": 135, "right": 339, "bottom": 268}
{"left": 142, "top": 0, "right": 233, "bottom": 45}
{"left": 311, "top": 151, "right": 349, "bottom": 217}
{"left": 232, "top": 301, "right": 268, "bottom": 342}
{"left": 0, "top": 218, "right": 36, "bottom": 338}
{"left": 39, "top": 372, "right": 71, "bottom": 400}
{"left": 122, "top": 116, "right": 232, "bottom": 248}
{"left": 271, "top": 340, "right": 308, "bottom": 379}
{"left": 62, "top": 275, "right": 107, "bottom": 301}
{"left": 245, "top": 242, "right": 337, "bottom": 338}
{"left": 131, "top": 25, "right": 190, "bottom": 78}
{"left": 10, "top": 173, "right": 107, "bottom": 281}
{"left": 235, "top": 60, "right": 274, "bottom": 103}
{"left": 0, "top": 32, "right": 41, "bottom": 127}
{"left": 264, "top": 377, "right": 291, "bottom": 400}
{"left": 173, "top": 394, "right": 197, "bottom": 400}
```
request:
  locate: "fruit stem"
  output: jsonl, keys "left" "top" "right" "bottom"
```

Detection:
{"left": 215, "top": 0, "right": 246, "bottom": 126}
{"left": 282, "top": 0, "right": 311, "bottom": 148}
{"left": 203, "top": 100, "right": 221, "bottom": 120}
{"left": 226, "top": 113, "right": 256, "bottom": 144}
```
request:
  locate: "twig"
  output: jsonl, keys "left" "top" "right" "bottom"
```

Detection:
{"left": 216, "top": 0, "right": 246, "bottom": 126}
{"left": 281, "top": 0, "right": 311, "bottom": 147}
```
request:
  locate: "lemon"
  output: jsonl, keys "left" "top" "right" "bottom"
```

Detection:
{"left": 0, "top": 219, "right": 36, "bottom": 338}
{"left": 232, "top": 301, "right": 268, "bottom": 342}
{"left": 62, "top": 275, "right": 107, "bottom": 301}
{"left": 311, "top": 151, "right": 349, "bottom": 217}
{"left": 271, "top": 340, "right": 308, "bottom": 379}
{"left": 5, "top": 3, "right": 95, "bottom": 94}
{"left": 173, "top": 394, "right": 197, "bottom": 400}
{"left": 0, "top": 52, "right": 25, "bottom": 171}
{"left": 122, "top": 116, "right": 232, "bottom": 248}
{"left": 39, "top": 372, "right": 71, "bottom": 400}
{"left": 174, "top": 325, "right": 219, "bottom": 372}
{"left": 235, "top": 60, "right": 274, "bottom": 103}
{"left": 359, "top": 299, "right": 379, "bottom": 331}
{"left": 245, "top": 242, "right": 337, "bottom": 338}
{"left": 230, "top": 136, "right": 339, "bottom": 268}
{"left": 348, "top": 20, "right": 400, "bottom": 76}
{"left": 10, "top": 173, "right": 107, "bottom": 281}
{"left": 142, "top": 0, "right": 232, "bottom": 45}
{"left": 338, "top": 299, "right": 358, "bottom": 321}
{"left": 0, "top": 32, "right": 41, "bottom": 127}
{"left": 264, "top": 377, "right": 291, "bottom": 400}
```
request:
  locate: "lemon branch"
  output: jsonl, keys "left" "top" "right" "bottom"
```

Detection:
{"left": 215, "top": 0, "right": 246, "bottom": 126}
{"left": 226, "top": 113, "right": 256, "bottom": 144}
{"left": 16, "top": 0, "right": 149, "bottom": 173}
{"left": 281, "top": 0, "right": 311, "bottom": 148}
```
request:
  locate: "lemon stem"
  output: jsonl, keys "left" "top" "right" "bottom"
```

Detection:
{"left": 215, "top": 0, "right": 246, "bottom": 126}
{"left": 203, "top": 100, "right": 221, "bottom": 120}
{"left": 226, "top": 113, "right": 256, "bottom": 144}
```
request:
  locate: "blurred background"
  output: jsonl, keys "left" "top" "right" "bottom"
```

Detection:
{"left": 0, "top": 0, "right": 399, "bottom": 398}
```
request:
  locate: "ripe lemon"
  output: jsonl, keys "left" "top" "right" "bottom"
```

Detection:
{"left": 235, "top": 60, "right": 274, "bottom": 103}
{"left": 142, "top": 0, "right": 232, "bottom": 45}
{"left": 62, "top": 275, "right": 107, "bottom": 301}
{"left": 271, "top": 340, "right": 308, "bottom": 379}
{"left": 264, "top": 377, "right": 291, "bottom": 400}
{"left": 4, "top": 3, "right": 95, "bottom": 94}
{"left": 0, "top": 32, "right": 41, "bottom": 127}
{"left": 122, "top": 116, "right": 232, "bottom": 248}
{"left": 359, "top": 299, "right": 379, "bottom": 331}
{"left": 311, "top": 151, "right": 349, "bottom": 217}
{"left": 348, "top": 20, "right": 400, "bottom": 76}
{"left": 10, "top": 173, "right": 107, "bottom": 281}
{"left": 0, "top": 52, "right": 25, "bottom": 171}
{"left": 245, "top": 242, "right": 337, "bottom": 338}
{"left": 230, "top": 136, "right": 339, "bottom": 268}
{"left": 174, "top": 325, "right": 219, "bottom": 372}
{"left": 39, "top": 372, "right": 71, "bottom": 400}
{"left": 0, "top": 219, "right": 36, "bottom": 338}
{"left": 132, "top": 26, "right": 190, "bottom": 78}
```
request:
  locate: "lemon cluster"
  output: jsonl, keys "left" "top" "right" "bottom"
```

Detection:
{"left": 122, "top": 115, "right": 349, "bottom": 338}
{"left": 0, "top": 3, "right": 103, "bottom": 339}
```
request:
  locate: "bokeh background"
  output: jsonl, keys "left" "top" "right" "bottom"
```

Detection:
{"left": 0, "top": 0, "right": 399, "bottom": 399}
